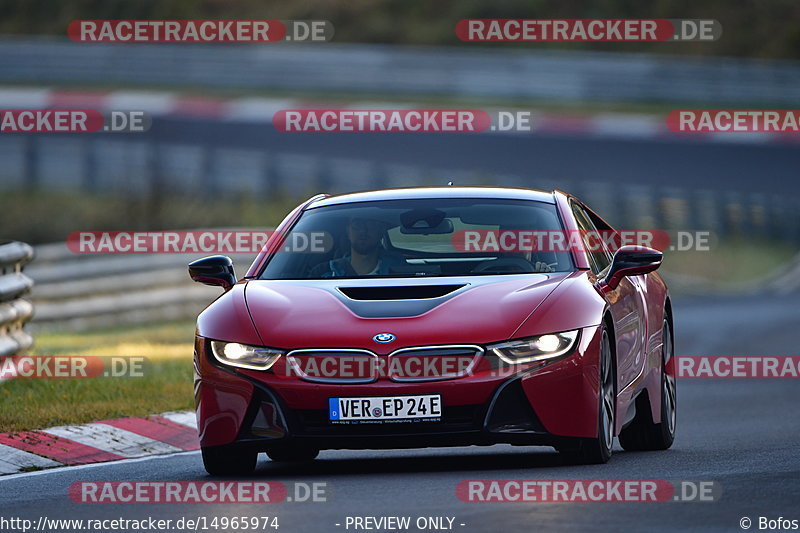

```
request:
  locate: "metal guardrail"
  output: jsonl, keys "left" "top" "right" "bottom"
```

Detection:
{"left": 1, "top": 38, "right": 800, "bottom": 105}
{"left": 27, "top": 242, "right": 256, "bottom": 331}
{"left": 0, "top": 241, "right": 34, "bottom": 357}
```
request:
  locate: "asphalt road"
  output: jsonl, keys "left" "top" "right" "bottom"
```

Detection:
{"left": 1, "top": 294, "right": 798, "bottom": 533}
{"left": 149, "top": 117, "right": 800, "bottom": 196}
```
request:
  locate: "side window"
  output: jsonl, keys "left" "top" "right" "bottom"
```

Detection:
{"left": 571, "top": 202, "right": 612, "bottom": 274}
{"left": 585, "top": 209, "right": 620, "bottom": 254}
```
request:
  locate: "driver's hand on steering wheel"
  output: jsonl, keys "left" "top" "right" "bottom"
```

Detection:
{"left": 534, "top": 261, "right": 557, "bottom": 273}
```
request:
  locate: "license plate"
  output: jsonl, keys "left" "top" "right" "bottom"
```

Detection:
{"left": 329, "top": 394, "right": 442, "bottom": 422}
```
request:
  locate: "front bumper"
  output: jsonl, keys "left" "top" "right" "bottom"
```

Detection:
{"left": 193, "top": 325, "right": 603, "bottom": 451}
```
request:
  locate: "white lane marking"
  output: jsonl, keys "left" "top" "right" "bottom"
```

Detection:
{"left": 593, "top": 113, "right": 664, "bottom": 138}
{"left": 158, "top": 411, "right": 197, "bottom": 429}
{"left": 0, "top": 87, "right": 52, "bottom": 109}
{"left": 0, "top": 443, "right": 61, "bottom": 474}
{"left": 225, "top": 97, "right": 295, "bottom": 122}
{"left": 42, "top": 424, "right": 182, "bottom": 458}
{"left": 106, "top": 91, "right": 176, "bottom": 114}
{"left": 0, "top": 450, "right": 200, "bottom": 482}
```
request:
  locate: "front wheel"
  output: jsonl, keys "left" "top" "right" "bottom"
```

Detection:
{"left": 559, "top": 326, "right": 615, "bottom": 464}
{"left": 201, "top": 445, "right": 258, "bottom": 476}
{"left": 618, "top": 319, "right": 676, "bottom": 451}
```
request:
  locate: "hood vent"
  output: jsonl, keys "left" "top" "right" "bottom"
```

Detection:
{"left": 339, "top": 284, "right": 466, "bottom": 301}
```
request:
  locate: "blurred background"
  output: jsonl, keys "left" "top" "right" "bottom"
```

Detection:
{"left": 1, "top": 0, "right": 799, "bottom": 427}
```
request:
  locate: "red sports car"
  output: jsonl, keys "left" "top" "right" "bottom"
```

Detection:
{"left": 190, "top": 187, "right": 676, "bottom": 475}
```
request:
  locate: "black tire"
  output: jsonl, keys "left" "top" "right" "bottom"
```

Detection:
{"left": 559, "top": 325, "right": 615, "bottom": 464}
{"left": 201, "top": 445, "right": 258, "bottom": 476}
{"left": 266, "top": 445, "right": 319, "bottom": 462}
{"left": 618, "top": 320, "right": 676, "bottom": 451}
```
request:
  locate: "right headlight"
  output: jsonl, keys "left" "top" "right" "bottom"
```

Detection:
{"left": 488, "top": 330, "right": 580, "bottom": 365}
{"left": 210, "top": 340, "right": 283, "bottom": 370}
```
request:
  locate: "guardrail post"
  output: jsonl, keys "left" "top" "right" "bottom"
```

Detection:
{"left": 0, "top": 241, "right": 35, "bottom": 359}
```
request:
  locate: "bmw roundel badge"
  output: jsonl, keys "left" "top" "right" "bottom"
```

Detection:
{"left": 373, "top": 332, "right": 396, "bottom": 343}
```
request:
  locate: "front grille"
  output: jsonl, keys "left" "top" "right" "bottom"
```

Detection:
{"left": 286, "top": 345, "right": 484, "bottom": 384}
{"left": 285, "top": 349, "right": 378, "bottom": 384}
{"left": 387, "top": 345, "right": 483, "bottom": 382}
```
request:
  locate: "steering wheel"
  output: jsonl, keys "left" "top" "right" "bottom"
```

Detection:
{"left": 472, "top": 257, "right": 535, "bottom": 273}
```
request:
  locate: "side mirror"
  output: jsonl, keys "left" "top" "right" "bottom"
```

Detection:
{"left": 602, "top": 245, "right": 662, "bottom": 291}
{"left": 189, "top": 255, "right": 236, "bottom": 290}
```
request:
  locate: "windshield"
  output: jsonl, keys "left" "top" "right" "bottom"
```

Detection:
{"left": 259, "top": 198, "right": 574, "bottom": 279}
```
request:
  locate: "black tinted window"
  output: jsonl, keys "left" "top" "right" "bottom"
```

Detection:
{"left": 260, "top": 198, "right": 575, "bottom": 279}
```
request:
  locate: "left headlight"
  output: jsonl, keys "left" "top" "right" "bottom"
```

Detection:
{"left": 488, "top": 330, "right": 580, "bottom": 365}
{"left": 210, "top": 340, "right": 283, "bottom": 370}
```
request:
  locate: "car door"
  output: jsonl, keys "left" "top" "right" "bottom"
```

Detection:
{"left": 571, "top": 202, "right": 647, "bottom": 395}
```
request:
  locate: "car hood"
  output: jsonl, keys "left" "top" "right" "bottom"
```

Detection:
{"left": 244, "top": 273, "right": 571, "bottom": 352}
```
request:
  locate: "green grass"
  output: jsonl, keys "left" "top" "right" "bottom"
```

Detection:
{"left": 659, "top": 237, "right": 798, "bottom": 291}
{"left": 0, "top": 321, "right": 196, "bottom": 432}
{"left": 0, "top": 190, "right": 298, "bottom": 245}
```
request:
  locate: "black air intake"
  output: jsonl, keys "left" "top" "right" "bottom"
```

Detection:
{"left": 339, "top": 285, "right": 465, "bottom": 300}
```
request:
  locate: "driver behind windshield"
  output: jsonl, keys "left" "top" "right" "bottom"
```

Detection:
{"left": 310, "top": 217, "right": 405, "bottom": 277}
